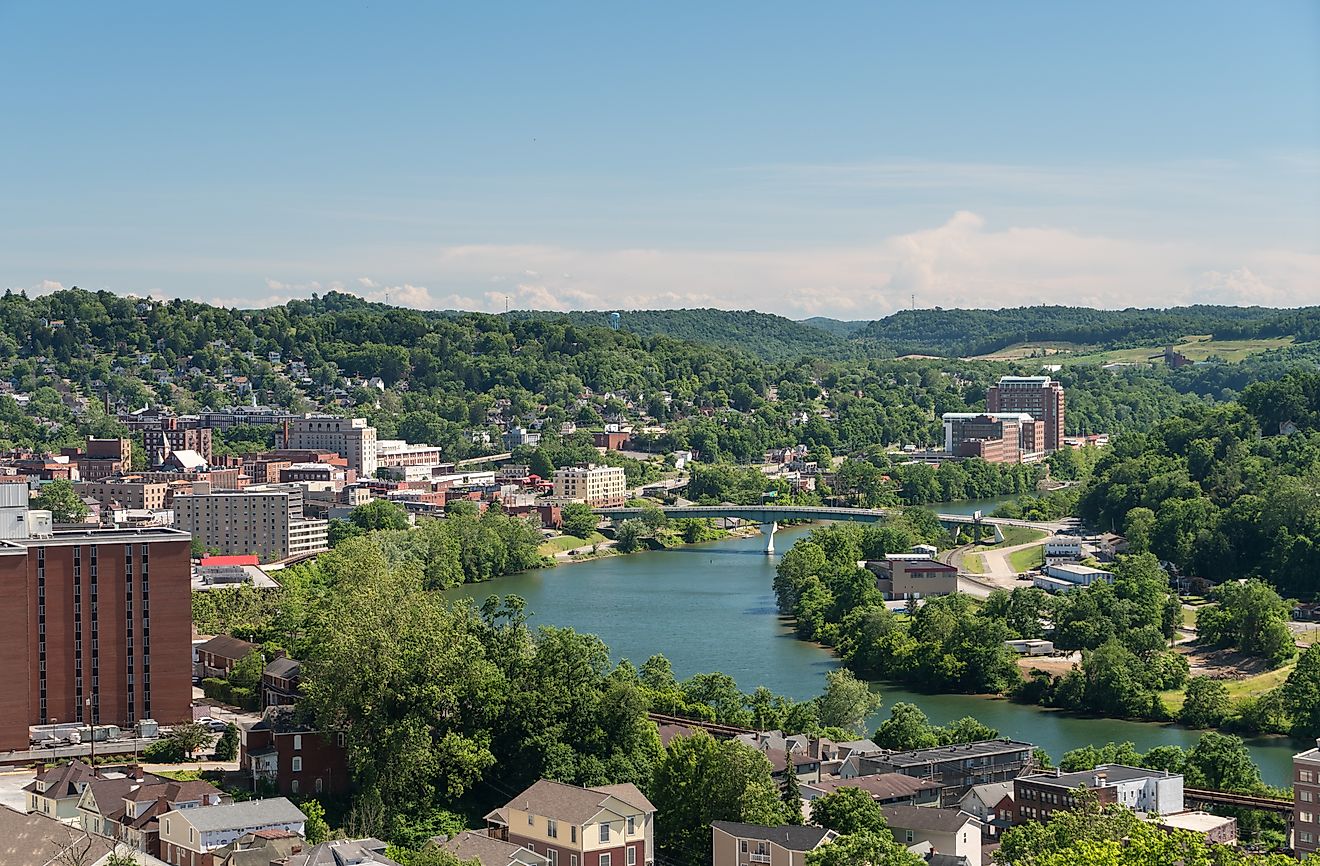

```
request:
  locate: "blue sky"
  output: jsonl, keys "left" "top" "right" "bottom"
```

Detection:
{"left": 2, "top": 1, "right": 1317, "bottom": 318}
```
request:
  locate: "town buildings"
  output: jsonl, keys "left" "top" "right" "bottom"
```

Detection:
{"left": 552, "top": 465, "right": 628, "bottom": 508}
{"left": 240, "top": 706, "right": 350, "bottom": 798}
{"left": 487, "top": 779, "right": 655, "bottom": 866}
{"left": 159, "top": 797, "right": 307, "bottom": 866}
{"left": 881, "top": 805, "right": 981, "bottom": 863}
{"left": 857, "top": 740, "right": 1037, "bottom": 807}
{"left": 710, "top": 821, "right": 835, "bottom": 866}
{"left": 287, "top": 415, "right": 377, "bottom": 477}
{"left": 75, "top": 766, "right": 226, "bottom": 858}
{"left": 986, "top": 375, "right": 1065, "bottom": 453}
{"left": 442, "top": 831, "right": 549, "bottom": 866}
{"left": 1032, "top": 562, "right": 1115, "bottom": 593}
{"left": 145, "top": 419, "right": 214, "bottom": 467}
{"left": 941, "top": 412, "right": 1041, "bottom": 464}
{"left": 1013, "top": 765, "right": 1184, "bottom": 825}
{"left": 67, "top": 437, "right": 133, "bottom": 480}
{"left": 867, "top": 554, "right": 959, "bottom": 600}
{"left": 0, "top": 487, "right": 193, "bottom": 750}
{"left": 196, "top": 634, "right": 258, "bottom": 678}
{"left": 174, "top": 484, "right": 329, "bottom": 562}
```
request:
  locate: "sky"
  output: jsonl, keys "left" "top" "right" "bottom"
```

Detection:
{"left": 2, "top": 1, "right": 1318, "bottom": 320}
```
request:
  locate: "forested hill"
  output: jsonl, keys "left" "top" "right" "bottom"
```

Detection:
{"left": 855, "top": 305, "right": 1319, "bottom": 358}
{"left": 517, "top": 308, "right": 854, "bottom": 360}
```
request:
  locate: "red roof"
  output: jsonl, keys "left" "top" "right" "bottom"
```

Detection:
{"left": 199, "top": 555, "right": 259, "bottom": 567}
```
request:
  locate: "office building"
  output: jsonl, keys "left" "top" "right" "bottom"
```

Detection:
{"left": 552, "top": 465, "right": 628, "bottom": 507}
{"left": 287, "top": 416, "right": 377, "bottom": 478}
{"left": 1014, "top": 765, "right": 1183, "bottom": 825}
{"left": 174, "top": 485, "right": 328, "bottom": 562}
{"left": 0, "top": 484, "right": 193, "bottom": 751}
{"left": 942, "top": 413, "right": 1041, "bottom": 464}
{"left": 987, "top": 376, "right": 1065, "bottom": 453}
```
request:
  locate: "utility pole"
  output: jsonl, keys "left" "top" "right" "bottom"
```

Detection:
{"left": 86, "top": 698, "right": 94, "bottom": 770}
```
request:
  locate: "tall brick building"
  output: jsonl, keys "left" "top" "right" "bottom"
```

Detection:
{"left": 986, "top": 376, "right": 1065, "bottom": 453}
{"left": 0, "top": 484, "right": 192, "bottom": 750}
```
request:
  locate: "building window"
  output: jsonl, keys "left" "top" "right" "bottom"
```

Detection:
{"left": 1305, "top": 791, "right": 1314, "bottom": 803}
{"left": 291, "top": 757, "right": 302, "bottom": 772}
{"left": 1303, "top": 770, "right": 1315, "bottom": 783}
{"left": 599, "top": 855, "right": 610, "bottom": 866}
{"left": 740, "top": 841, "right": 748, "bottom": 853}
{"left": 1304, "top": 811, "right": 1314, "bottom": 823}
{"left": 293, "top": 734, "right": 302, "bottom": 750}
{"left": 548, "top": 853, "right": 557, "bottom": 866}
{"left": 547, "top": 819, "right": 558, "bottom": 838}
{"left": 600, "top": 823, "right": 610, "bottom": 843}
{"left": 291, "top": 779, "right": 299, "bottom": 794}
{"left": 627, "top": 847, "right": 636, "bottom": 866}
{"left": 627, "top": 815, "right": 635, "bottom": 835}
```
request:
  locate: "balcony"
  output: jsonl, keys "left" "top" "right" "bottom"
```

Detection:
{"left": 748, "top": 854, "right": 771, "bottom": 864}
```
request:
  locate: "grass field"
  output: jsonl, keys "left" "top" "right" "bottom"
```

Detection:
{"left": 969, "top": 335, "right": 1294, "bottom": 366}
{"left": 1160, "top": 663, "right": 1294, "bottom": 714}
{"left": 1008, "top": 544, "right": 1045, "bottom": 572}
{"left": 538, "top": 531, "right": 606, "bottom": 555}
{"left": 962, "top": 554, "right": 987, "bottom": 574}
{"left": 976, "top": 527, "right": 1048, "bottom": 550}
{"left": 1181, "top": 606, "right": 1199, "bottom": 629}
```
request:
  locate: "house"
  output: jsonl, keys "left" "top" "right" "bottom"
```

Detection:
{"left": 24, "top": 758, "right": 100, "bottom": 821}
{"left": 196, "top": 635, "right": 259, "bottom": 678}
{"left": 240, "top": 705, "right": 350, "bottom": 798}
{"left": 1143, "top": 811, "right": 1237, "bottom": 845}
{"left": 957, "top": 781, "right": 1015, "bottom": 838}
{"left": 209, "top": 828, "right": 304, "bottom": 866}
{"left": 881, "top": 805, "right": 981, "bottom": 864}
{"left": 1013, "top": 765, "right": 1184, "bottom": 825}
{"left": 440, "top": 830, "right": 549, "bottom": 866}
{"left": 76, "top": 767, "right": 226, "bottom": 858}
{"left": 486, "top": 779, "right": 655, "bottom": 866}
{"left": 158, "top": 798, "right": 306, "bottom": 866}
{"left": 284, "top": 838, "right": 402, "bottom": 865}
{"left": 0, "top": 804, "right": 119, "bottom": 866}
{"left": 261, "top": 656, "right": 302, "bottom": 708}
{"left": 710, "top": 821, "right": 835, "bottom": 866}
{"left": 802, "top": 774, "right": 941, "bottom": 809}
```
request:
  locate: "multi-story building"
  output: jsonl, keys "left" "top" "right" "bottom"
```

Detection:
{"left": 858, "top": 739, "right": 1037, "bottom": 807}
{"left": 1295, "top": 740, "right": 1320, "bottom": 855}
{"left": 67, "top": 438, "right": 133, "bottom": 481}
{"left": 487, "top": 779, "right": 655, "bottom": 866}
{"left": 77, "top": 478, "right": 172, "bottom": 512}
{"left": 240, "top": 706, "right": 349, "bottom": 798}
{"left": 278, "top": 462, "right": 354, "bottom": 490}
{"left": 867, "top": 555, "right": 959, "bottom": 600}
{"left": 376, "top": 439, "right": 443, "bottom": 469}
{"left": 144, "top": 418, "right": 214, "bottom": 467}
{"left": 0, "top": 486, "right": 193, "bottom": 751}
{"left": 942, "top": 413, "right": 1041, "bottom": 464}
{"left": 76, "top": 767, "right": 225, "bottom": 858}
{"left": 442, "top": 830, "right": 548, "bottom": 866}
{"left": 881, "top": 805, "right": 981, "bottom": 863}
{"left": 710, "top": 821, "right": 835, "bottom": 866}
{"left": 1013, "top": 765, "right": 1183, "bottom": 825}
{"left": 552, "top": 466, "right": 628, "bottom": 507}
{"left": 987, "top": 376, "right": 1065, "bottom": 453}
{"left": 174, "top": 484, "right": 328, "bottom": 562}
{"left": 287, "top": 416, "right": 377, "bottom": 478}
{"left": 159, "top": 797, "right": 306, "bottom": 866}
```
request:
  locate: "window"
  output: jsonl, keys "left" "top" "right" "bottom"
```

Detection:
{"left": 529, "top": 812, "right": 535, "bottom": 826}
{"left": 626, "top": 815, "right": 635, "bottom": 835}
{"left": 600, "top": 823, "right": 610, "bottom": 843}
{"left": 547, "top": 818, "right": 558, "bottom": 838}
{"left": 627, "top": 848, "right": 636, "bottom": 866}
{"left": 1304, "top": 770, "right": 1315, "bottom": 783}
{"left": 315, "top": 777, "right": 323, "bottom": 794}
{"left": 571, "top": 826, "right": 577, "bottom": 843}
{"left": 740, "top": 841, "right": 748, "bottom": 853}
{"left": 571, "top": 857, "right": 578, "bottom": 866}
{"left": 291, "top": 779, "right": 299, "bottom": 794}
{"left": 293, "top": 734, "right": 302, "bottom": 750}
{"left": 291, "top": 757, "right": 302, "bottom": 772}
{"left": 549, "top": 853, "right": 558, "bottom": 866}
{"left": 600, "top": 856, "right": 610, "bottom": 866}
{"left": 1304, "top": 812, "right": 1314, "bottom": 824}
{"left": 1305, "top": 791, "right": 1314, "bottom": 803}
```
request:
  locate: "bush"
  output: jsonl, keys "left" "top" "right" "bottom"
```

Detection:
{"left": 202, "top": 677, "right": 232, "bottom": 704}
{"left": 143, "top": 738, "right": 186, "bottom": 763}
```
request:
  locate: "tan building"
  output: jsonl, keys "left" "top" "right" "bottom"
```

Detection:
{"left": 376, "top": 439, "right": 443, "bottom": 468}
{"left": 287, "top": 416, "right": 377, "bottom": 478}
{"left": 77, "top": 477, "right": 171, "bottom": 512}
{"left": 868, "top": 555, "right": 959, "bottom": 600}
{"left": 1295, "top": 740, "right": 1320, "bottom": 854}
{"left": 486, "top": 779, "right": 654, "bottom": 866}
{"left": 881, "top": 805, "right": 981, "bottom": 863}
{"left": 552, "top": 465, "right": 628, "bottom": 507}
{"left": 174, "top": 484, "right": 328, "bottom": 562}
{"left": 710, "top": 822, "right": 834, "bottom": 866}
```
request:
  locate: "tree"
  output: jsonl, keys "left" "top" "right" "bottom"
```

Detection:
{"left": 614, "top": 519, "right": 646, "bottom": 553}
{"left": 810, "top": 786, "right": 887, "bottom": 835}
{"left": 815, "top": 669, "right": 881, "bottom": 736}
{"left": 782, "top": 768, "right": 805, "bottom": 825}
{"left": 214, "top": 723, "right": 239, "bottom": 761}
{"left": 33, "top": 479, "right": 89, "bottom": 523}
{"left": 1177, "top": 676, "right": 1231, "bottom": 729}
{"left": 350, "top": 499, "right": 410, "bottom": 531}
{"left": 806, "top": 831, "right": 924, "bottom": 866}
{"left": 229, "top": 650, "right": 265, "bottom": 691}
{"left": 561, "top": 502, "right": 599, "bottom": 538}
{"left": 873, "top": 703, "right": 939, "bottom": 751}
{"left": 166, "top": 721, "right": 211, "bottom": 759}
{"left": 1284, "top": 645, "right": 1320, "bottom": 737}
{"left": 1182, "top": 732, "right": 1262, "bottom": 793}
{"left": 301, "top": 798, "right": 331, "bottom": 844}
{"left": 938, "top": 716, "right": 999, "bottom": 745}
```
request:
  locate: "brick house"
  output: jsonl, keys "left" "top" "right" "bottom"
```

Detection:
{"left": 261, "top": 655, "right": 301, "bottom": 708}
{"left": 486, "top": 779, "right": 655, "bottom": 866}
{"left": 240, "top": 705, "right": 349, "bottom": 798}
{"left": 196, "top": 634, "right": 258, "bottom": 678}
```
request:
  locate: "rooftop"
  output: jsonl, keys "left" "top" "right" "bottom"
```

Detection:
{"left": 175, "top": 796, "right": 306, "bottom": 832}
{"left": 874, "top": 739, "right": 1035, "bottom": 768}
{"left": 1020, "top": 764, "right": 1178, "bottom": 789}
{"left": 881, "top": 804, "right": 980, "bottom": 833}
{"left": 500, "top": 780, "right": 654, "bottom": 824}
{"left": 710, "top": 821, "right": 834, "bottom": 852}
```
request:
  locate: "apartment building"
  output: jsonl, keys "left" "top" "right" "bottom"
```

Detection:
{"left": 69, "top": 438, "right": 133, "bottom": 480}
{"left": 376, "top": 439, "right": 443, "bottom": 468}
{"left": 488, "top": 779, "right": 655, "bottom": 866}
{"left": 858, "top": 740, "right": 1037, "bottom": 807}
{"left": 987, "top": 376, "right": 1065, "bottom": 453}
{"left": 77, "top": 477, "right": 172, "bottom": 512}
{"left": 942, "top": 413, "right": 1041, "bottom": 464}
{"left": 144, "top": 419, "right": 214, "bottom": 467}
{"left": 552, "top": 465, "right": 628, "bottom": 507}
{"left": 159, "top": 797, "right": 306, "bottom": 866}
{"left": 1295, "top": 741, "right": 1320, "bottom": 855}
{"left": 1013, "top": 765, "right": 1183, "bottom": 825}
{"left": 710, "top": 821, "right": 835, "bottom": 866}
{"left": 287, "top": 415, "right": 377, "bottom": 477}
{"left": 0, "top": 485, "right": 193, "bottom": 750}
{"left": 174, "top": 484, "right": 328, "bottom": 562}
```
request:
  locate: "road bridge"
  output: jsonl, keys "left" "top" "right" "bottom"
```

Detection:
{"left": 593, "top": 504, "right": 1068, "bottom": 554}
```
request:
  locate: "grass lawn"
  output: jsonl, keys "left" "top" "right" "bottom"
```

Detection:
{"left": 1160, "top": 663, "right": 1295, "bottom": 714}
{"left": 976, "top": 527, "right": 1048, "bottom": 550}
{"left": 1181, "top": 606, "right": 1199, "bottom": 629}
{"left": 538, "top": 531, "right": 606, "bottom": 556}
{"left": 1008, "top": 544, "right": 1045, "bottom": 572}
{"left": 962, "top": 554, "right": 987, "bottom": 574}
{"left": 1061, "top": 335, "right": 1295, "bottom": 366}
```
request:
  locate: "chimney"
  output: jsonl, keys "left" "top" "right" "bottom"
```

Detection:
{"left": 127, "top": 763, "right": 144, "bottom": 781}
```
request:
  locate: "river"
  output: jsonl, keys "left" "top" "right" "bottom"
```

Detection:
{"left": 446, "top": 497, "right": 1302, "bottom": 786}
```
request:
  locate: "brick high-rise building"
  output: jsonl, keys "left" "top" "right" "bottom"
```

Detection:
{"left": 1295, "top": 741, "right": 1320, "bottom": 855}
{"left": 986, "top": 376, "right": 1065, "bottom": 453}
{"left": 0, "top": 484, "right": 192, "bottom": 751}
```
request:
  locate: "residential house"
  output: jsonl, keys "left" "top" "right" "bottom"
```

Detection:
{"left": 24, "top": 759, "right": 100, "bottom": 821}
{"left": 0, "top": 805, "right": 118, "bottom": 866}
{"left": 159, "top": 798, "right": 306, "bottom": 866}
{"left": 958, "top": 781, "right": 1015, "bottom": 838}
{"left": 261, "top": 656, "right": 301, "bottom": 708}
{"left": 196, "top": 635, "right": 259, "bottom": 678}
{"left": 487, "top": 779, "right": 655, "bottom": 866}
{"left": 440, "top": 830, "right": 549, "bottom": 866}
{"left": 209, "top": 829, "right": 304, "bottom": 866}
{"left": 76, "top": 767, "right": 226, "bottom": 858}
{"left": 1144, "top": 811, "right": 1237, "bottom": 845}
{"left": 240, "top": 705, "right": 349, "bottom": 797}
{"left": 283, "top": 838, "right": 401, "bottom": 865}
{"left": 802, "top": 774, "right": 941, "bottom": 810}
{"left": 710, "top": 821, "right": 835, "bottom": 866}
{"left": 881, "top": 805, "right": 981, "bottom": 864}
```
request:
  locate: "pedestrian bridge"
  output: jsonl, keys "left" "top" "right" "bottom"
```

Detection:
{"left": 592, "top": 504, "right": 1060, "bottom": 554}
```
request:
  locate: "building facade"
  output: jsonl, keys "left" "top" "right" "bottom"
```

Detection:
{"left": 144, "top": 420, "right": 214, "bottom": 467}
{"left": 1013, "top": 765, "right": 1184, "bottom": 825}
{"left": 1295, "top": 741, "right": 1320, "bottom": 855}
{"left": 552, "top": 466, "right": 628, "bottom": 507}
{"left": 159, "top": 797, "right": 306, "bottom": 866}
{"left": 868, "top": 555, "right": 959, "bottom": 600}
{"left": 0, "top": 499, "right": 193, "bottom": 750}
{"left": 77, "top": 478, "right": 172, "bottom": 512}
{"left": 174, "top": 485, "right": 328, "bottom": 562}
{"left": 986, "top": 376, "right": 1065, "bottom": 453}
{"left": 942, "top": 413, "right": 1041, "bottom": 464}
{"left": 287, "top": 416, "right": 378, "bottom": 478}
{"left": 710, "top": 821, "right": 834, "bottom": 866}
{"left": 859, "top": 740, "right": 1037, "bottom": 808}
{"left": 488, "top": 779, "right": 655, "bottom": 866}
{"left": 240, "top": 706, "right": 350, "bottom": 798}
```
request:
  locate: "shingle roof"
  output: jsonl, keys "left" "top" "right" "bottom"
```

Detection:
{"left": 881, "top": 805, "right": 980, "bottom": 834}
{"left": 502, "top": 780, "right": 653, "bottom": 824}
{"left": 875, "top": 739, "right": 1035, "bottom": 768}
{"left": 592, "top": 783, "right": 656, "bottom": 814}
{"left": 24, "top": 759, "right": 98, "bottom": 798}
{"left": 263, "top": 655, "right": 301, "bottom": 679}
{"left": 710, "top": 821, "right": 833, "bottom": 852}
{"left": 441, "top": 830, "right": 550, "bottom": 866}
{"left": 0, "top": 806, "right": 115, "bottom": 866}
{"left": 808, "top": 773, "right": 941, "bottom": 801}
{"left": 197, "top": 633, "right": 258, "bottom": 660}
{"left": 176, "top": 797, "right": 306, "bottom": 832}
{"left": 285, "top": 838, "right": 399, "bottom": 866}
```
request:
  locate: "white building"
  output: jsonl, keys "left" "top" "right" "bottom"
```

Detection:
{"left": 376, "top": 439, "right": 444, "bottom": 469}
{"left": 174, "top": 484, "right": 328, "bottom": 562}
{"left": 160, "top": 798, "right": 305, "bottom": 864}
{"left": 552, "top": 465, "right": 628, "bottom": 507}
{"left": 287, "top": 415, "right": 378, "bottom": 477}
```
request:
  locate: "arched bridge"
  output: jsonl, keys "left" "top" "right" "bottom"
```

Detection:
{"left": 592, "top": 504, "right": 1068, "bottom": 554}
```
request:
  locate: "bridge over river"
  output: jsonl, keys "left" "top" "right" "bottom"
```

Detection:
{"left": 593, "top": 504, "right": 1072, "bottom": 554}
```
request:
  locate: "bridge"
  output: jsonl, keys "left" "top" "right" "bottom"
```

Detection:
{"left": 593, "top": 504, "right": 1068, "bottom": 554}
{"left": 1183, "top": 787, "right": 1293, "bottom": 815}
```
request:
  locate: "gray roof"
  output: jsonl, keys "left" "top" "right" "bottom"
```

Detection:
{"left": 441, "top": 831, "right": 549, "bottom": 866}
{"left": 285, "top": 838, "right": 398, "bottom": 866}
{"left": 962, "top": 781, "right": 1015, "bottom": 807}
{"left": 0, "top": 806, "right": 115, "bottom": 866}
{"left": 710, "top": 821, "right": 833, "bottom": 852}
{"left": 1020, "top": 763, "right": 1178, "bottom": 790}
{"left": 197, "top": 633, "right": 258, "bottom": 661}
{"left": 875, "top": 739, "right": 1035, "bottom": 768}
{"left": 263, "top": 655, "right": 301, "bottom": 679}
{"left": 808, "top": 773, "right": 941, "bottom": 801}
{"left": 881, "top": 805, "right": 980, "bottom": 834}
{"left": 178, "top": 796, "right": 306, "bottom": 832}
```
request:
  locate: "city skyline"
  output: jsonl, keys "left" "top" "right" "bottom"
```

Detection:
{"left": 2, "top": 2, "right": 1318, "bottom": 318}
